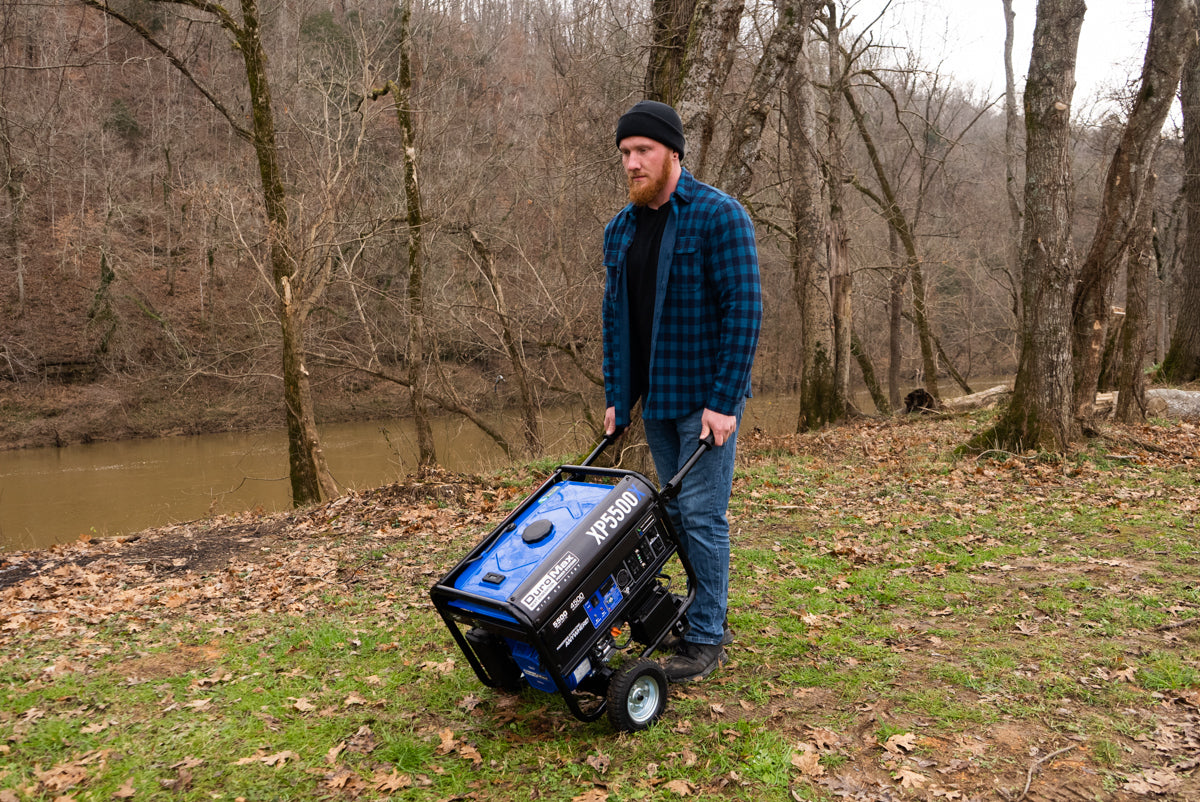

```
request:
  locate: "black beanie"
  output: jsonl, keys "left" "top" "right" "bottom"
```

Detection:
{"left": 615, "top": 100, "right": 686, "bottom": 158}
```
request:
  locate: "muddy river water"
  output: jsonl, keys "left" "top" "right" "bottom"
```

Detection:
{"left": 0, "top": 398, "right": 802, "bottom": 553}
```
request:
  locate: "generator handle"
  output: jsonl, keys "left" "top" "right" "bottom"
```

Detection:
{"left": 660, "top": 434, "right": 715, "bottom": 500}
{"left": 580, "top": 430, "right": 621, "bottom": 467}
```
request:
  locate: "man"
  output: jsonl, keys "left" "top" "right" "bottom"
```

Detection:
{"left": 602, "top": 100, "right": 762, "bottom": 682}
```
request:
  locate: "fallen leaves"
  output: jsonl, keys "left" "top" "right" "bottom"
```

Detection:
{"left": 234, "top": 750, "right": 299, "bottom": 768}
{"left": 457, "top": 693, "right": 483, "bottom": 712}
{"left": 33, "top": 762, "right": 89, "bottom": 793}
{"left": 345, "top": 724, "right": 378, "bottom": 755}
{"left": 663, "top": 778, "right": 695, "bottom": 795}
{"left": 790, "top": 743, "right": 824, "bottom": 777}
{"left": 434, "top": 728, "right": 483, "bottom": 768}
{"left": 79, "top": 719, "right": 114, "bottom": 734}
{"left": 882, "top": 732, "right": 917, "bottom": 754}
{"left": 291, "top": 696, "right": 317, "bottom": 712}
{"left": 112, "top": 776, "right": 137, "bottom": 798}
{"left": 893, "top": 766, "right": 930, "bottom": 789}
{"left": 1123, "top": 767, "right": 1185, "bottom": 795}
{"left": 571, "top": 788, "right": 609, "bottom": 802}
{"left": 24, "top": 750, "right": 116, "bottom": 797}
{"left": 584, "top": 751, "right": 610, "bottom": 774}
{"left": 320, "top": 764, "right": 431, "bottom": 795}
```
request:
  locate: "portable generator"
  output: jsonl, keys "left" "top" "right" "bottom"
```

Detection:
{"left": 430, "top": 434, "right": 711, "bottom": 731}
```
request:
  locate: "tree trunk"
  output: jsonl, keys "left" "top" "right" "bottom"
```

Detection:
{"left": 1002, "top": 0, "right": 1024, "bottom": 324}
{"left": 644, "top": 0, "right": 699, "bottom": 104}
{"left": 787, "top": 49, "right": 837, "bottom": 431}
{"left": 715, "top": 0, "right": 817, "bottom": 198}
{"left": 1163, "top": 40, "right": 1200, "bottom": 383}
{"left": 1071, "top": 0, "right": 1196, "bottom": 418}
{"left": 279, "top": 283, "right": 335, "bottom": 504}
{"left": 842, "top": 85, "right": 939, "bottom": 400}
{"left": 2, "top": 126, "right": 26, "bottom": 312}
{"left": 944, "top": 384, "right": 1014, "bottom": 412}
{"left": 675, "top": 0, "right": 745, "bottom": 179}
{"left": 240, "top": 0, "right": 336, "bottom": 504}
{"left": 394, "top": 0, "right": 437, "bottom": 469}
{"left": 887, "top": 227, "right": 904, "bottom": 411}
{"left": 1097, "top": 308, "right": 1125, "bottom": 391}
{"left": 852, "top": 329, "right": 889, "bottom": 414}
{"left": 1153, "top": 195, "right": 1184, "bottom": 363}
{"left": 1116, "top": 172, "right": 1157, "bottom": 423}
{"left": 465, "top": 226, "right": 543, "bottom": 456}
{"left": 825, "top": 4, "right": 852, "bottom": 418}
{"left": 983, "top": 0, "right": 1085, "bottom": 453}
{"left": 829, "top": 220, "right": 852, "bottom": 415}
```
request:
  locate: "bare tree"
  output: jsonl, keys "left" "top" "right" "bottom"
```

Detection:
{"left": 76, "top": 0, "right": 339, "bottom": 503}
{"left": 1002, "top": 0, "right": 1024, "bottom": 321}
{"left": 1071, "top": 0, "right": 1196, "bottom": 419}
{"left": 822, "top": 1, "right": 854, "bottom": 418}
{"left": 845, "top": 69, "right": 994, "bottom": 402}
{"left": 462, "top": 225, "right": 543, "bottom": 456}
{"left": 675, "top": 0, "right": 746, "bottom": 178}
{"left": 1115, "top": 170, "right": 1157, "bottom": 422}
{"left": 842, "top": 83, "right": 939, "bottom": 399}
{"left": 980, "top": 0, "right": 1085, "bottom": 453}
{"left": 787, "top": 47, "right": 839, "bottom": 430}
{"left": 1162, "top": 40, "right": 1200, "bottom": 383}
{"left": 1, "top": 117, "right": 26, "bottom": 313}
{"left": 371, "top": 0, "right": 437, "bottom": 469}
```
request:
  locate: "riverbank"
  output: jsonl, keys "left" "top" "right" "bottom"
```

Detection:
{"left": 3, "top": 414, "right": 1200, "bottom": 800}
{"left": 0, "top": 374, "right": 416, "bottom": 452}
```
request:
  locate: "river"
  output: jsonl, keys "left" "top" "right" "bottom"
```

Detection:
{"left": 0, "top": 397, "right": 803, "bottom": 554}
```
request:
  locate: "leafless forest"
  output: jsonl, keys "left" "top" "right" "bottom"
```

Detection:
{"left": 2, "top": 0, "right": 1197, "bottom": 488}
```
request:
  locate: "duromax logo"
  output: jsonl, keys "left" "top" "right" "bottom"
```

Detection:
{"left": 521, "top": 552, "right": 580, "bottom": 612}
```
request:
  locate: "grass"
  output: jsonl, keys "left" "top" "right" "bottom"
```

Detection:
{"left": 2, "top": 413, "right": 1200, "bottom": 800}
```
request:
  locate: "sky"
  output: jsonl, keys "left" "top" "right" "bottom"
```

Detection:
{"left": 850, "top": 0, "right": 1155, "bottom": 112}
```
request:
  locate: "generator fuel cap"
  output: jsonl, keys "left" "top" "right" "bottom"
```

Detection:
{"left": 522, "top": 519, "right": 555, "bottom": 544}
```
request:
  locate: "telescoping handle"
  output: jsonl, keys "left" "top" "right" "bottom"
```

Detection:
{"left": 660, "top": 433, "right": 716, "bottom": 500}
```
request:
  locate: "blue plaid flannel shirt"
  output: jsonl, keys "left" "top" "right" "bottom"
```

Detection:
{"left": 602, "top": 168, "right": 762, "bottom": 426}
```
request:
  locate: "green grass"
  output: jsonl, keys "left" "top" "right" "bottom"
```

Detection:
{"left": 4, "top": 414, "right": 1200, "bottom": 800}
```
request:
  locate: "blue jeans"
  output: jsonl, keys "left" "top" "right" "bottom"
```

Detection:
{"left": 643, "top": 401, "right": 743, "bottom": 647}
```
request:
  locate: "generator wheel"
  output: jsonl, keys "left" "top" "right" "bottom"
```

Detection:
{"left": 607, "top": 659, "right": 668, "bottom": 732}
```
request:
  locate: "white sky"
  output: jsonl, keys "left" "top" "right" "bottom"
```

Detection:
{"left": 850, "top": 0, "right": 1155, "bottom": 111}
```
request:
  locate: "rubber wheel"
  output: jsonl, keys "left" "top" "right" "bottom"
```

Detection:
{"left": 606, "top": 659, "right": 668, "bottom": 732}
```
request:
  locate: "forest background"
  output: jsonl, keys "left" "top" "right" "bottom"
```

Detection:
{"left": 3, "top": 0, "right": 1200, "bottom": 502}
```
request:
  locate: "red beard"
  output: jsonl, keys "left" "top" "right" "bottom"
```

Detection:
{"left": 627, "top": 159, "right": 671, "bottom": 206}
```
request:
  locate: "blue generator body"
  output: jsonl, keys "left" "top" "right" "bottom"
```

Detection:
{"left": 431, "top": 436, "right": 709, "bottom": 729}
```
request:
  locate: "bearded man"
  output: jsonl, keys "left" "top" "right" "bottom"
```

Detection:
{"left": 601, "top": 100, "right": 762, "bottom": 682}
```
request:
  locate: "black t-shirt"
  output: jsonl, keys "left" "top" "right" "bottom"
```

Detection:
{"left": 626, "top": 202, "right": 671, "bottom": 405}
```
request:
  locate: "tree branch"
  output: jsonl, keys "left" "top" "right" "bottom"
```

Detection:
{"left": 77, "top": 0, "right": 253, "bottom": 142}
